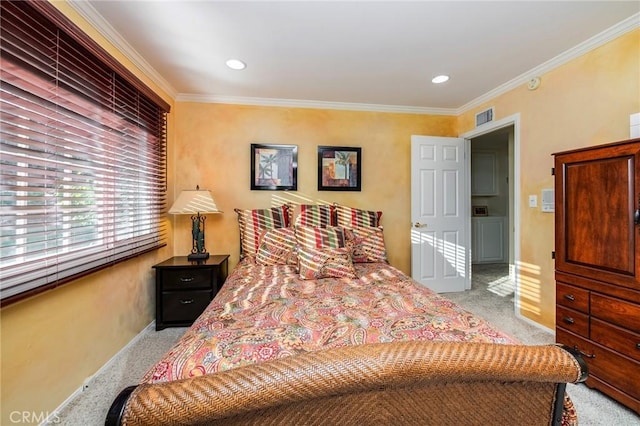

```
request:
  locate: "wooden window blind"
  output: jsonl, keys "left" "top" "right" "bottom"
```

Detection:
{"left": 0, "top": 0, "right": 170, "bottom": 305}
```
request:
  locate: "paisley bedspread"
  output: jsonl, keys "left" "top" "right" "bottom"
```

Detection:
{"left": 142, "top": 258, "right": 578, "bottom": 425}
{"left": 143, "top": 259, "right": 519, "bottom": 383}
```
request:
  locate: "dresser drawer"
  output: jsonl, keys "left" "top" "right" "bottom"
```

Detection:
{"left": 556, "top": 282, "right": 589, "bottom": 313}
{"left": 591, "top": 293, "right": 640, "bottom": 332}
{"left": 591, "top": 318, "right": 640, "bottom": 363}
{"left": 162, "top": 269, "right": 212, "bottom": 290}
{"left": 162, "top": 290, "right": 212, "bottom": 323}
{"left": 556, "top": 328, "right": 640, "bottom": 400}
{"left": 556, "top": 305, "right": 589, "bottom": 337}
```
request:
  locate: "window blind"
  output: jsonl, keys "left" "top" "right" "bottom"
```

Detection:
{"left": 0, "top": 0, "right": 169, "bottom": 305}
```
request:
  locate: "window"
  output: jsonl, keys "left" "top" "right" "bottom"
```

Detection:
{"left": 0, "top": 1, "right": 170, "bottom": 305}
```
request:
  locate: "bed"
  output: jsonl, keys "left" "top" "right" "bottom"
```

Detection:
{"left": 106, "top": 204, "right": 587, "bottom": 425}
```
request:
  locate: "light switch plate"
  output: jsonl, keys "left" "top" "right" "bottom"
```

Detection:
{"left": 529, "top": 195, "right": 538, "bottom": 207}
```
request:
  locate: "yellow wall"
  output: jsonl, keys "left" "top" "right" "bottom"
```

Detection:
{"left": 1, "top": 1, "right": 638, "bottom": 423}
{"left": 172, "top": 103, "right": 456, "bottom": 273}
{"left": 0, "top": 2, "right": 175, "bottom": 425}
{"left": 458, "top": 28, "right": 640, "bottom": 329}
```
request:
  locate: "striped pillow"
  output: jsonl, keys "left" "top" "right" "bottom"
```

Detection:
{"left": 335, "top": 204, "right": 382, "bottom": 227}
{"left": 344, "top": 227, "right": 388, "bottom": 263}
{"left": 256, "top": 227, "right": 298, "bottom": 266}
{"left": 296, "top": 226, "right": 345, "bottom": 250}
{"left": 295, "top": 204, "right": 335, "bottom": 227}
{"left": 298, "top": 246, "right": 357, "bottom": 280}
{"left": 235, "top": 205, "right": 292, "bottom": 258}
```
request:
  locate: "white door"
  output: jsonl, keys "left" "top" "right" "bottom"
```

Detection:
{"left": 411, "top": 135, "right": 469, "bottom": 293}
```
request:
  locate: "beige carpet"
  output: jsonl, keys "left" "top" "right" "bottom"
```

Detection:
{"left": 54, "top": 263, "right": 639, "bottom": 425}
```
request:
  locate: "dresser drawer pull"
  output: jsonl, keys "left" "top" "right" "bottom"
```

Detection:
{"left": 562, "top": 316, "right": 575, "bottom": 325}
{"left": 179, "top": 277, "right": 195, "bottom": 283}
{"left": 572, "top": 346, "right": 596, "bottom": 359}
{"left": 636, "top": 343, "right": 640, "bottom": 350}
{"left": 180, "top": 299, "right": 194, "bottom": 304}
{"left": 563, "top": 294, "right": 575, "bottom": 302}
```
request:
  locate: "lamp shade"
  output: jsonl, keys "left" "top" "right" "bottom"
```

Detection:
{"left": 168, "top": 188, "right": 222, "bottom": 215}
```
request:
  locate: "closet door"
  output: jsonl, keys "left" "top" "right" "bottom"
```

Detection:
{"left": 554, "top": 140, "right": 640, "bottom": 291}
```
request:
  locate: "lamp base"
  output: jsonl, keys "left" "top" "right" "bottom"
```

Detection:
{"left": 188, "top": 252, "right": 210, "bottom": 261}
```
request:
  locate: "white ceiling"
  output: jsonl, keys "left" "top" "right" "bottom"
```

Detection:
{"left": 72, "top": 1, "right": 640, "bottom": 114}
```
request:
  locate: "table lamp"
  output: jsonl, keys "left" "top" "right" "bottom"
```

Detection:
{"left": 168, "top": 185, "right": 222, "bottom": 260}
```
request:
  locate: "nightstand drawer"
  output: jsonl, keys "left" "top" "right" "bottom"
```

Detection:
{"left": 556, "top": 305, "right": 589, "bottom": 337}
{"left": 162, "top": 290, "right": 212, "bottom": 323}
{"left": 162, "top": 269, "right": 212, "bottom": 290}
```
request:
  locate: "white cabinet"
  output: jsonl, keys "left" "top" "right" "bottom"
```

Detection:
{"left": 471, "top": 151, "right": 498, "bottom": 196}
{"left": 472, "top": 216, "right": 507, "bottom": 264}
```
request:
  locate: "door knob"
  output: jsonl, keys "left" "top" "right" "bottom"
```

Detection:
{"left": 414, "top": 222, "right": 427, "bottom": 228}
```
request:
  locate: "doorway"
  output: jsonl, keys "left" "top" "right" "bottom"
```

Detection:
{"left": 470, "top": 127, "right": 512, "bottom": 266}
{"left": 463, "top": 114, "right": 521, "bottom": 316}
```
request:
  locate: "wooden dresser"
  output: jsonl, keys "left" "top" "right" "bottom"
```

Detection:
{"left": 554, "top": 138, "right": 640, "bottom": 414}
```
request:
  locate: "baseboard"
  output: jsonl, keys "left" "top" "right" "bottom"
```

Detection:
{"left": 514, "top": 310, "right": 555, "bottom": 335}
{"left": 41, "top": 321, "right": 156, "bottom": 425}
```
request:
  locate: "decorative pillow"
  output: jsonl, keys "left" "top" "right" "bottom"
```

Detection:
{"left": 298, "top": 246, "right": 357, "bottom": 280}
{"left": 295, "top": 204, "right": 336, "bottom": 227}
{"left": 296, "top": 225, "right": 345, "bottom": 250}
{"left": 235, "top": 205, "right": 292, "bottom": 258}
{"left": 256, "top": 227, "right": 298, "bottom": 266}
{"left": 344, "top": 227, "right": 388, "bottom": 263}
{"left": 335, "top": 204, "right": 382, "bottom": 227}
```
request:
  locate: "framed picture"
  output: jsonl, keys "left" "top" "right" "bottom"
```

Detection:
{"left": 251, "top": 144, "right": 298, "bottom": 191}
{"left": 473, "top": 205, "right": 489, "bottom": 216}
{"left": 317, "top": 146, "right": 361, "bottom": 191}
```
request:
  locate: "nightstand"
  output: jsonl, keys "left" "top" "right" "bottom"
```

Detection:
{"left": 153, "top": 255, "right": 229, "bottom": 330}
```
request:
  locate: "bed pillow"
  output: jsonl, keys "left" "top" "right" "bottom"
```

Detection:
{"left": 256, "top": 227, "right": 298, "bottom": 266}
{"left": 296, "top": 225, "right": 346, "bottom": 250}
{"left": 344, "top": 226, "right": 388, "bottom": 263}
{"left": 235, "top": 204, "right": 292, "bottom": 258}
{"left": 335, "top": 204, "right": 382, "bottom": 227}
{"left": 295, "top": 204, "right": 336, "bottom": 227}
{"left": 298, "top": 246, "right": 357, "bottom": 280}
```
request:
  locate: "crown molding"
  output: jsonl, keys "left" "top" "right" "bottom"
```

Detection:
{"left": 68, "top": 2, "right": 638, "bottom": 116}
{"left": 175, "top": 94, "right": 456, "bottom": 115}
{"left": 68, "top": 0, "right": 177, "bottom": 99}
{"left": 456, "top": 12, "right": 640, "bottom": 115}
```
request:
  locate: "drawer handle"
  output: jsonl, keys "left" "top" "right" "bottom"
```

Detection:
{"left": 562, "top": 316, "right": 575, "bottom": 325}
{"left": 636, "top": 343, "right": 640, "bottom": 350}
{"left": 179, "top": 277, "right": 195, "bottom": 283}
{"left": 180, "top": 299, "right": 194, "bottom": 304}
{"left": 572, "top": 346, "right": 596, "bottom": 359}
{"left": 577, "top": 349, "right": 596, "bottom": 359}
{"left": 563, "top": 294, "right": 575, "bottom": 302}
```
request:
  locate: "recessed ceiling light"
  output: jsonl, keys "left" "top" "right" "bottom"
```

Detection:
{"left": 226, "top": 59, "right": 246, "bottom": 70}
{"left": 432, "top": 75, "right": 450, "bottom": 84}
